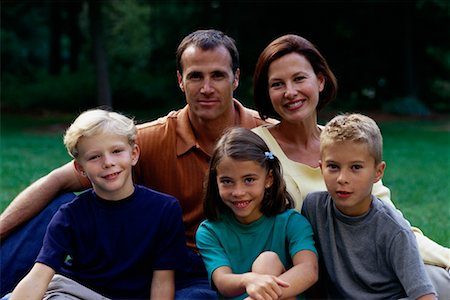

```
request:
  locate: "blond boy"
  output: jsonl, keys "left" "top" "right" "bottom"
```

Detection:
{"left": 11, "top": 109, "right": 187, "bottom": 300}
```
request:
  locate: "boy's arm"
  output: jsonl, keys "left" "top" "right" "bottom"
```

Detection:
{"left": 0, "top": 161, "right": 88, "bottom": 239}
{"left": 11, "top": 263, "right": 55, "bottom": 300}
{"left": 150, "top": 270, "right": 175, "bottom": 300}
{"left": 373, "top": 180, "right": 450, "bottom": 268}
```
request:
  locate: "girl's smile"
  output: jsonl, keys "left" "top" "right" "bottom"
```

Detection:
{"left": 216, "top": 157, "right": 273, "bottom": 224}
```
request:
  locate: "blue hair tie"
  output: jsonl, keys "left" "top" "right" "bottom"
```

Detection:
{"left": 264, "top": 151, "right": 274, "bottom": 160}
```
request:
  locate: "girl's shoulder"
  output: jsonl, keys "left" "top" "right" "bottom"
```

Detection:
{"left": 275, "top": 209, "right": 306, "bottom": 223}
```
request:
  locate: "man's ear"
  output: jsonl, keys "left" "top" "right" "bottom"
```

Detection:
{"left": 374, "top": 161, "right": 386, "bottom": 183}
{"left": 232, "top": 68, "right": 240, "bottom": 91}
{"left": 177, "top": 71, "right": 185, "bottom": 93}
{"left": 74, "top": 160, "right": 87, "bottom": 177}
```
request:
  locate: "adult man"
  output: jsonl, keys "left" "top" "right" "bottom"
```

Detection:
{"left": 0, "top": 29, "right": 270, "bottom": 299}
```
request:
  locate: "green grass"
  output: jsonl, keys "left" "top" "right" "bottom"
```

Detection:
{"left": 380, "top": 119, "right": 450, "bottom": 247}
{"left": 1, "top": 113, "right": 449, "bottom": 246}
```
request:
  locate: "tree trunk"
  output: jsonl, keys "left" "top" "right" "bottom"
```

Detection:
{"left": 66, "top": 1, "right": 83, "bottom": 73}
{"left": 48, "top": 2, "right": 62, "bottom": 75}
{"left": 88, "top": 0, "right": 112, "bottom": 108}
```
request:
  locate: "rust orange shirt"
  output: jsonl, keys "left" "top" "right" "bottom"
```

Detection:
{"left": 133, "top": 100, "right": 269, "bottom": 250}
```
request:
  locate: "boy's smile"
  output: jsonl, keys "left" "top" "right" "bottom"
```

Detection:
{"left": 320, "top": 141, "right": 385, "bottom": 216}
{"left": 75, "top": 133, "right": 140, "bottom": 200}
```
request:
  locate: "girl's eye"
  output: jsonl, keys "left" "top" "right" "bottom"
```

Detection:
{"left": 113, "top": 149, "right": 124, "bottom": 154}
{"left": 220, "top": 179, "right": 232, "bottom": 185}
{"left": 244, "top": 177, "right": 255, "bottom": 184}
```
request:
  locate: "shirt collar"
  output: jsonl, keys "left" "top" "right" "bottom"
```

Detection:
{"left": 175, "top": 105, "right": 197, "bottom": 156}
{"left": 175, "top": 99, "right": 254, "bottom": 156}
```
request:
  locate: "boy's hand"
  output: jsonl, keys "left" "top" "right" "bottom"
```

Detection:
{"left": 244, "top": 273, "right": 290, "bottom": 300}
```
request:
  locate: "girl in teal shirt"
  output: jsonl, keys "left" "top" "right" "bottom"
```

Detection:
{"left": 196, "top": 127, "right": 318, "bottom": 300}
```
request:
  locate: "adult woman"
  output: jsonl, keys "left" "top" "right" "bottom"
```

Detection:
{"left": 252, "top": 34, "right": 449, "bottom": 298}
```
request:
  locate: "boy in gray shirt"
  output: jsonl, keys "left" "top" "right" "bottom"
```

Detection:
{"left": 301, "top": 113, "right": 436, "bottom": 300}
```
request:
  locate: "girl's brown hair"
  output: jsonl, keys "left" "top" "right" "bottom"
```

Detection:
{"left": 203, "top": 127, "right": 294, "bottom": 221}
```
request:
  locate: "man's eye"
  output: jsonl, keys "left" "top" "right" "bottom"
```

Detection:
{"left": 187, "top": 73, "right": 202, "bottom": 80}
{"left": 212, "top": 72, "right": 225, "bottom": 79}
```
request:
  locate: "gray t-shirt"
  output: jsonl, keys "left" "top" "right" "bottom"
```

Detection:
{"left": 301, "top": 191, "right": 435, "bottom": 300}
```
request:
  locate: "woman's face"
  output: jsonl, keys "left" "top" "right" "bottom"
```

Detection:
{"left": 267, "top": 52, "right": 324, "bottom": 124}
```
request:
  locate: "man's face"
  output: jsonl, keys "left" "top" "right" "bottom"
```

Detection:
{"left": 177, "top": 45, "right": 240, "bottom": 122}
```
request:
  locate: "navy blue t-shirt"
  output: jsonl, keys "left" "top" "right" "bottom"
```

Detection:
{"left": 37, "top": 185, "right": 187, "bottom": 299}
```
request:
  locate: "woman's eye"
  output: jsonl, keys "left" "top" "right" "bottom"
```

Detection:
{"left": 270, "top": 81, "right": 283, "bottom": 88}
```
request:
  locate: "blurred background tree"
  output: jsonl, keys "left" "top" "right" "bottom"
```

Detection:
{"left": 1, "top": 0, "right": 449, "bottom": 116}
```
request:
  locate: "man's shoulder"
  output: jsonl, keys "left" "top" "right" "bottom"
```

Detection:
{"left": 234, "top": 99, "right": 278, "bottom": 127}
{"left": 136, "top": 109, "right": 182, "bottom": 132}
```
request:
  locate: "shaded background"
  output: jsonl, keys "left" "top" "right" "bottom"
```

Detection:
{"left": 1, "top": 0, "right": 449, "bottom": 117}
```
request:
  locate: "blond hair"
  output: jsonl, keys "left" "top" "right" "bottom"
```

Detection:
{"left": 320, "top": 113, "right": 383, "bottom": 164}
{"left": 64, "top": 109, "right": 136, "bottom": 159}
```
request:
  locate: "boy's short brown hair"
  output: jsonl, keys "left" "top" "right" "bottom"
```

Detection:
{"left": 320, "top": 113, "right": 383, "bottom": 164}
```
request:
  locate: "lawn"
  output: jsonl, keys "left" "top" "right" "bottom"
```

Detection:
{"left": 1, "top": 112, "right": 449, "bottom": 246}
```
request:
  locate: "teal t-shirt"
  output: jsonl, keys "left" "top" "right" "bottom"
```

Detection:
{"left": 196, "top": 209, "right": 317, "bottom": 300}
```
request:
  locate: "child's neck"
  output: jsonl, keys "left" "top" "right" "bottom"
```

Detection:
{"left": 93, "top": 184, "right": 135, "bottom": 201}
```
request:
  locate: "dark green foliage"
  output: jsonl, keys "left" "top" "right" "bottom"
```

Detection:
{"left": 1, "top": 1, "right": 449, "bottom": 113}
{"left": 2, "top": 67, "right": 96, "bottom": 112}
